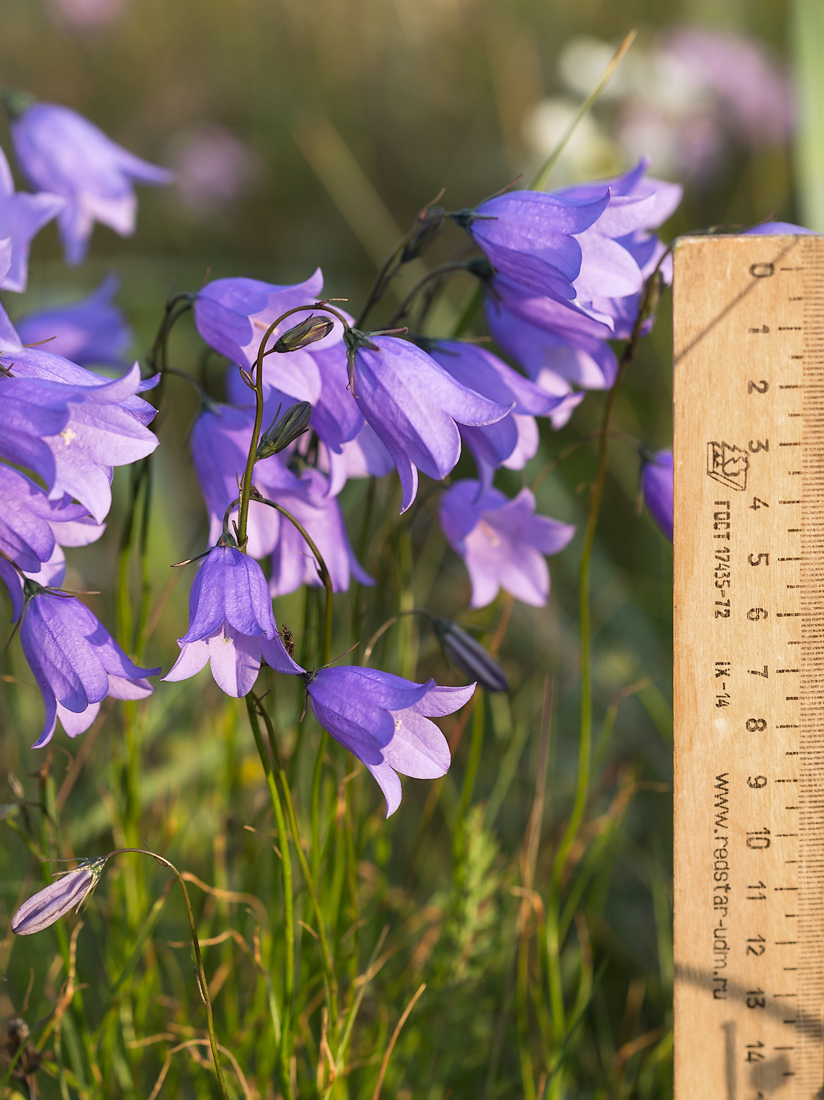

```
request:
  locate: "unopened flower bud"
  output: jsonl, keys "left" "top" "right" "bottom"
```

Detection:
{"left": 273, "top": 315, "right": 334, "bottom": 353}
{"left": 401, "top": 210, "right": 445, "bottom": 263}
{"left": 12, "top": 856, "right": 108, "bottom": 935}
{"left": 431, "top": 616, "right": 508, "bottom": 693}
{"left": 256, "top": 401, "right": 313, "bottom": 460}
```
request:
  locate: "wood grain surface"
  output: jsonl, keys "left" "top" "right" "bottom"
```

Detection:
{"left": 673, "top": 234, "right": 824, "bottom": 1100}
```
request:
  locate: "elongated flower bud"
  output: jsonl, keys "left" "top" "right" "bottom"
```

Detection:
{"left": 256, "top": 401, "right": 313, "bottom": 460}
{"left": 12, "top": 857, "right": 108, "bottom": 935}
{"left": 431, "top": 616, "right": 508, "bottom": 693}
{"left": 273, "top": 315, "right": 334, "bottom": 353}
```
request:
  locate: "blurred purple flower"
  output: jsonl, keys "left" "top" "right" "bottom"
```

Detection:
{"left": 0, "top": 354, "right": 158, "bottom": 522}
{"left": 303, "top": 665, "right": 475, "bottom": 816}
{"left": 163, "top": 544, "right": 302, "bottom": 698}
{"left": 0, "top": 146, "right": 64, "bottom": 293}
{"left": 618, "top": 28, "right": 794, "bottom": 183}
{"left": 14, "top": 275, "right": 131, "bottom": 367}
{"left": 171, "top": 124, "right": 262, "bottom": 215}
{"left": 10, "top": 102, "right": 172, "bottom": 264}
{"left": 744, "top": 221, "right": 815, "bottom": 235}
{"left": 641, "top": 449, "right": 673, "bottom": 541}
{"left": 454, "top": 188, "right": 609, "bottom": 301}
{"left": 348, "top": 333, "right": 509, "bottom": 512}
{"left": 440, "top": 480, "right": 575, "bottom": 608}
{"left": 49, "top": 0, "right": 128, "bottom": 29}
{"left": 12, "top": 857, "right": 108, "bottom": 936}
{"left": 662, "top": 28, "right": 794, "bottom": 147}
{"left": 14, "top": 585, "right": 159, "bottom": 748}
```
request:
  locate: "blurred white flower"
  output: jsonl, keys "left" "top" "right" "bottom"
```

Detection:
{"left": 522, "top": 97, "right": 620, "bottom": 186}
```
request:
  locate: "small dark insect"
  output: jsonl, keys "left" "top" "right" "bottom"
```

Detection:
{"left": 280, "top": 625, "right": 295, "bottom": 658}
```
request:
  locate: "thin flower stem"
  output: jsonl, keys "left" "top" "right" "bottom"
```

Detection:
{"left": 387, "top": 260, "right": 477, "bottom": 328}
{"left": 452, "top": 693, "right": 485, "bottom": 864}
{"left": 236, "top": 303, "right": 349, "bottom": 549}
{"left": 104, "top": 848, "right": 231, "bottom": 1100}
{"left": 275, "top": 746, "right": 341, "bottom": 1047}
{"left": 531, "top": 31, "right": 637, "bottom": 191}
{"left": 252, "top": 498, "right": 334, "bottom": 666}
{"left": 545, "top": 268, "right": 663, "bottom": 1042}
{"left": 245, "top": 696, "right": 296, "bottom": 1100}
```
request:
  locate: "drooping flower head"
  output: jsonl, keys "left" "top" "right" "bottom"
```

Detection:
{"left": 303, "top": 665, "right": 475, "bottom": 816}
{"left": 12, "top": 856, "right": 109, "bottom": 936}
{"left": 0, "top": 145, "right": 64, "bottom": 293}
{"left": 440, "top": 480, "right": 575, "bottom": 608}
{"left": 346, "top": 332, "right": 509, "bottom": 512}
{"left": 451, "top": 188, "right": 610, "bottom": 301}
{"left": 8, "top": 98, "right": 173, "bottom": 264}
{"left": 0, "top": 351, "right": 158, "bottom": 522}
{"left": 641, "top": 448, "right": 674, "bottom": 541}
{"left": 3, "top": 577, "right": 160, "bottom": 748}
{"left": 163, "top": 543, "right": 303, "bottom": 698}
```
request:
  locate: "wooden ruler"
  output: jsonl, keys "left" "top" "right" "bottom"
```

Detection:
{"left": 674, "top": 234, "right": 824, "bottom": 1100}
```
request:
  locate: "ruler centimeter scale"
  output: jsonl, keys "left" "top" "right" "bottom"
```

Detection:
{"left": 674, "top": 234, "right": 824, "bottom": 1100}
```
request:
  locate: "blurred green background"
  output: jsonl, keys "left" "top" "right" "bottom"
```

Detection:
{"left": 0, "top": 0, "right": 815, "bottom": 1096}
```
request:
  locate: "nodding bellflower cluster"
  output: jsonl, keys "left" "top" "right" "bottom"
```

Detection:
{"left": 0, "top": 86, "right": 685, "bottom": 821}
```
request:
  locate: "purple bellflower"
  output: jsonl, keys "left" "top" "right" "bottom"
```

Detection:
{"left": 641, "top": 449, "right": 673, "bottom": 541}
{"left": 9, "top": 582, "right": 160, "bottom": 747}
{"left": 485, "top": 276, "right": 619, "bottom": 391}
{"left": 348, "top": 333, "right": 510, "bottom": 512}
{"left": 10, "top": 101, "right": 173, "bottom": 264}
{"left": 249, "top": 464, "right": 373, "bottom": 596}
{"left": 0, "top": 145, "right": 64, "bottom": 293}
{"left": 163, "top": 544, "right": 303, "bottom": 698}
{"left": 12, "top": 856, "right": 108, "bottom": 936}
{"left": 194, "top": 269, "right": 328, "bottom": 370}
{"left": 14, "top": 275, "right": 131, "bottom": 367}
{"left": 440, "top": 480, "right": 575, "bottom": 608}
{"left": 303, "top": 666, "right": 476, "bottom": 816}
{"left": 0, "top": 354, "right": 158, "bottom": 522}
{"left": 425, "top": 339, "right": 579, "bottom": 487}
{"left": 0, "top": 464, "right": 101, "bottom": 575}
{"left": 454, "top": 188, "right": 610, "bottom": 301}
{"left": 745, "top": 221, "right": 815, "bottom": 235}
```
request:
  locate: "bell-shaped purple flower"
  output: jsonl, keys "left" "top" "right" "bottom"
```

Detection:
{"left": 556, "top": 159, "right": 682, "bottom": 336}
{"left": 425, "top": 339, "right": 579, "bottom": 486}
{"left": 10, "top": 101, "right": 173, "bottom": 265}
{"left": 163, "top": 544, "right": 303, "bottom": 698}
{"left": 12, "top": 857, "right": 108, "bottom": 935}
{"left": 641, "top": 449, "right": 673, "bottom": 541}
{"left": 744, "top": 221, "right": 815, "bottom": 235}
{"left": 194, "top": 269, "right": 328, "bottom": 369}
{"left": 0, "top": 465, "right": 99, "bottom": 574}
{"left": 349, "top": 333, "right": 509, "bottom": 512}
{"left": 14, "top": 275, "right": 131, "bottom": 367}
{"left": 0, "top": 353, "right": 158, "bottom": 522}
{"left": 455, "top": 188, "right": 610, "bottom": 301}
{"left": 440, "top": 480, "right": 575, "bottom": 608}
{"left": 251, "top": 464, "right": 373, "bottom": 596}
{"left": 304, "top": 665, "right": 476, "bottom": 816}
{"left": 0, "top": 145, "right": 64, "bottom": 293}
{"left": 485, "top": 274, "right": 619, "bottom": 391}
{"left": 12, "top": 584, "right": 160, "bottom": 748}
